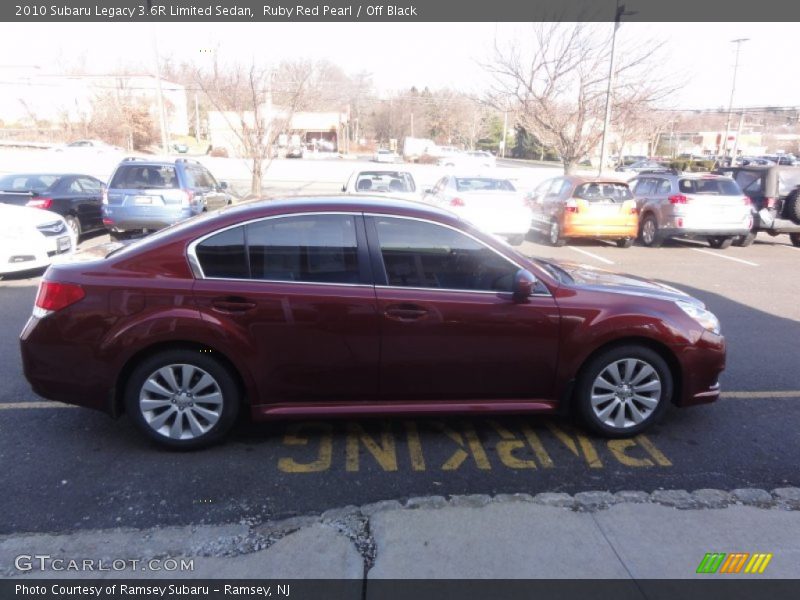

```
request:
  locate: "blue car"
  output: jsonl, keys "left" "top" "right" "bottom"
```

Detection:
{"left": 103, "top": 158, "right": 232, "bottom": 237}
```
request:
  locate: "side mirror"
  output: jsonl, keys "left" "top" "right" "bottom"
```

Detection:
{"left": 512, "top": 269, "right": 537, "bottom": 301}
{"left": 219, "top": 181, "right": 228, "bottom": 190}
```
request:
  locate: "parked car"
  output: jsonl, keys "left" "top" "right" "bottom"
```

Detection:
{"left": 342, "top": 170, "right": 420, "bottom": 201}
{"left": 438, "top": 151, "right": 497, "bottom": 169}
{"left": 286, "top": 134, "right": 305, "bottom": 159}
{"left": 615, "top": 160, "right": 668, "bottom": 175}
{"left": 526, "top": 177, "right": 639, "bottom": 247}
{"left": 423, "top": 175, "right": 530, "bottom": 246}
{"left": 20, "top": 197, "right": 726, "bottom": 448}
{"left": 713, "top": 165, "right": 800, "bottom": 246}
{"left": 102, "top": 158, "right": 232, "bottom": 238}
{"left": 52, "top": 139, "right": 123, "bottom": 153}
{"left": 373, "top": 149, "right": 400, "bottom": 163}
{"left": 629, "top": 172, "right": 753, "bottom": 249}
{"left": 0, "top": 173, "right": 106, "bottom": 238}
{"left": 0, "top": 204, "right": 74, "bottom": 277}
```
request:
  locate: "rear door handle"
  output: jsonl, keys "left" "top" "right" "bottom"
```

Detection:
{"left": 384, "top": 304, "right": 429, "bottom": 321}
{"left": 211, "top": 297, "right": 257, "bottom": 313}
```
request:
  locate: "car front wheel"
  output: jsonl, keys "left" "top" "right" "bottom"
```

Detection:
{"left": 575, "top": 345, "right": 672, "bottom": 437}
{"left": 124, "top": 349, "right": 240, "bottom": 449}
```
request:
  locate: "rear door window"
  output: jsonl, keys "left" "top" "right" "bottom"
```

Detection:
{"left": 247, "top": 214, "right": 360, "bottom": 284}
{"left": 656, "top": 179, "right": 672, "bottom": 195}
{"left": 632, "top": 178, "right": 655, "bottom": 195}
{"left": 734, "top": 172, "right": 763, "bottom": 194}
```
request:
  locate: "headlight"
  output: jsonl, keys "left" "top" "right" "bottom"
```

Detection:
{"left": 676, "top": 301, "right": 721, "bottom": 335}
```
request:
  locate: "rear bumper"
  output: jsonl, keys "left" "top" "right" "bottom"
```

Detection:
{"left": 660, "top": 226, "right": 751, "bottom": 238}
{"left": 562, "top": 221, "right": 638, "bottom": 239}
{"left": 102, "top": 205, "right": 198, "bottom": 232}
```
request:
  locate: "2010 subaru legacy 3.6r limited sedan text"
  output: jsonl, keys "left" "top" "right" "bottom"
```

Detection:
{"left": 19, "top": 197, "right": 726, "bottom": 448}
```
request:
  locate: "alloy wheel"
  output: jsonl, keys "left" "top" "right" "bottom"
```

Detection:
{"left": 590, "top": 358, "right": 661, "bottom": 429}
{"left": 549, "top": 221, "right": 560, "bottom": 245}
{"left": 138, "top": 363, "right": 224, "bottom": 440}
{"left": 642, "top": 218, "right": 656, "bottom": 245}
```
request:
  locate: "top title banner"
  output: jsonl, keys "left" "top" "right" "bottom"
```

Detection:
{"left": 4, "top": 0, "right": 800, "bottom": 21}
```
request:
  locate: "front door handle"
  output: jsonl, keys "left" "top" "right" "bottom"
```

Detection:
{"left": 384, "top": 303, "right": 428, "bottom": 321}
{"left": 211, "top": 297, "right": 256, "bottom": 313}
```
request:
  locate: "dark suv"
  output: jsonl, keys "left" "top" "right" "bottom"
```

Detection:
{"left": 713, "top": 165, "right": 800, "bottom": 246}
{"left": 103, "top": 158, "right": 232, "bottom": 237}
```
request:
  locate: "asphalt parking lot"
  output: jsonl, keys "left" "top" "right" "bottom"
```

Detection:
{"left": 1, "top": 222, "right": 798, "bottom": 536}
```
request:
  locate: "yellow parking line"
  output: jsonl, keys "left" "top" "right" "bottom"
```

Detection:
{"left": 1, "top": 391, "right": 799, "bottom": 412}
{"left": 0, "top": 401, "right": 76, "bottom": 410}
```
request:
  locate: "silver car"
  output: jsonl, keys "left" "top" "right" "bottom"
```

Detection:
{"left": 629, "top": 171, "right": 753, "bottom": 249}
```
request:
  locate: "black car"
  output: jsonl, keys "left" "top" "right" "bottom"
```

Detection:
{"left": 713, "top": 165, "right": 800, "bottom": 246}
{"left": 0, "top": 173, "right": 105, "bottom": 238}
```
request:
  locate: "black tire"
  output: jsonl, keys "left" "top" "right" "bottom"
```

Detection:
{"left": 639, "top": 215, "right": 663, "bottom": 248}
{"left": 65, "top": 215, "right": 81, "bottom": 239}
{"left": 708, "top": 236, "right": 733, "bottom": 250}
{"left": 785, "top": 189, "right": 800, "bottom": 223}
{"left": 124, "top": 349, "right": 240, "bottom": 449}
{"left": 109, "top": 230, "right": 126, "bottom": 241}
{"left": 548, "top": 220, "right": 566, "bottom": 247}
{"left": 506, "top": 234, "right": 525, "bottom": 247}
{"left": 574, "top": 344, "right": 672, "bottom": 438}
{"left": 733, "top": 232, "right": 756, "bottom": 247}
{"left": 790, "top": 233, "right": 800, "bottom": 247}
{"left": 616, "top": 237, "right": 634, "bottom": 249}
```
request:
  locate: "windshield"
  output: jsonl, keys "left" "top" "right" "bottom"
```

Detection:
{"left": 354, "top": 171, "right": 416, "bottom": 193}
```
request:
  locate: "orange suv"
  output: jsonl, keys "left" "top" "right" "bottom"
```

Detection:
{"left": 527, "top": 176, "right": 639, "bottom": 247}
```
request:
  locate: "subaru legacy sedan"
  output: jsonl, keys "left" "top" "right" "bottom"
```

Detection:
{"left": 20, "top": 197, "right": 725, "bottom": 449}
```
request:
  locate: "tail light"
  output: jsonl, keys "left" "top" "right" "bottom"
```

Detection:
{"left": 102, "top": 217, "right": 114, "bottom": 226}
{"left": 27, "top": 197, "right": 53, "bottom": 209}
{"left": 564, "top": 199, "right": 579, "bottom": 213}
{"left": 180, "top": 190, "right": 195, "bottom": 207}
{"left": 765, "top": 197, "right": 777, "bottom": 209}
{"left": 450, "top": 197, "right": 465, "bottom": 207}
{"left": 669, "top": 194, "right": 688, "bottom": 205}
{"left": 33, "top": 281, "right": 85, "bottom": 319}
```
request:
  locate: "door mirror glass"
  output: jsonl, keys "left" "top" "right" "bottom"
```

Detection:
{"left": 512, "top": 269, "right": 537, "bottom": 300}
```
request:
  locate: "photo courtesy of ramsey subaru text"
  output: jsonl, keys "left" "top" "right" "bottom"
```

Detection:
{"left": 20, "top": 197, "right": 726, "bottom": 449}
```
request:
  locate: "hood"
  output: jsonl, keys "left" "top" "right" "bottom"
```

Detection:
{"left": 0, "top": 203, "right": 64, "bottom": 229}
{"left": 542, "top": 259, "right": 703, "bottom": 306}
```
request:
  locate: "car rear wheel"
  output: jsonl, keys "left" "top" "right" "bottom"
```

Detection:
{"left": 548, "top": 221, "right": 566, "bottom": 247}
{"left": 575, "top": 345, "right": 672, "bottom": 437}
{"left": 639, "top": 215, "right": 663, "bottom": 248}
{"left": 708, "top": 236, "right": 733, "bottom": 249}
{"left": 790, "top": 233, "right": 800, "bottom": 247}
{"left": 65, "top": 215, "right": 81, "bottom": 239}
{"left": 124, "top": 349, "right": 240, "bottom": 449}
{"left": 785, "top": 190, "right": 800, "bottom": 223}
{"left": 616, "top": 237, "right": 634, "bottom": 248}
{"left": 733, "top": 232, "right": 756, "bottom": 247}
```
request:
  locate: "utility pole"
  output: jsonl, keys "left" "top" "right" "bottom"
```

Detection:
{"left": 598, "top": 0, "right": 635, "bottom": 176}
{"left": 151, "top": 24, "right": 170, "bottom": 154}
{"left": 501, "top": 110, "right": 508, "bottom": 158}
{"left": 730, "top": 110, "right": 745, "bottom": 161}
{"left": 721, "top": 38, "right": 749, "bottom": 160}
{"left": 410, "top": 112, "right": 415, "bottom": 137}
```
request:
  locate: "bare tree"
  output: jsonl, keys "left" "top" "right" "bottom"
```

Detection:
{"left": 195, "top": 56, "right": 313, "bottom": 197}
{"left": 484, "top": 23, "right": 673, "bottom": 173}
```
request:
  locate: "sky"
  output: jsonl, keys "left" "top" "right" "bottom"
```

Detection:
{"left": 1, "top": 22, "right": 798, "bottom": 110}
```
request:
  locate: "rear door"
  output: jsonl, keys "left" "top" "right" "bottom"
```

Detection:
{"left": 74, "top": 176, "right": 104, "bottom": 230}
{"left": 191, "top": 212, "right": 380, "bottom": 403}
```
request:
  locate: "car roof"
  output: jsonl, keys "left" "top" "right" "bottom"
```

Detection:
{"left": 563, "top": 175, "right": 629, "bottom": 185}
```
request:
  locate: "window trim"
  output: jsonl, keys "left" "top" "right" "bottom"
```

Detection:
{"left": 187, "top": 211, "right": 372, "bottom": 287}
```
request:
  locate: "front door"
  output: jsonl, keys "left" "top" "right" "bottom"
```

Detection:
{"left": 366, "top": 215, "right": 560, "bottom": 400}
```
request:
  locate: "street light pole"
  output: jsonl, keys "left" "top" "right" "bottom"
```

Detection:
{"left": 721, "top": 38, "right": 749, "bottom": 160}
{"left": 598, "top": 0, "right": 635, "bottom": 176}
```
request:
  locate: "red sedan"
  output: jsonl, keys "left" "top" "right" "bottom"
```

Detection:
{"left": 20, "top": 197, "right": 726, "bottom": 448}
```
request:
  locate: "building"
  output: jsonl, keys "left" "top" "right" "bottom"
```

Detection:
{"left": 0, "top": 66, "right": 189, "bottom": 137}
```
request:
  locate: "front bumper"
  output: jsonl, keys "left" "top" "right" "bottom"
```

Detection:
{"left": 676, "top": 331, "right": 726, "bottom": 406}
